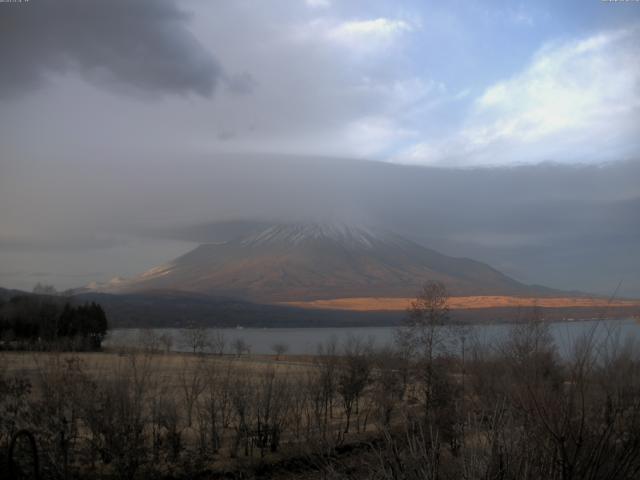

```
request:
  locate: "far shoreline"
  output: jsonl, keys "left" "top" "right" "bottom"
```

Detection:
{"left": 108, "top": 314, "right": 640, "bottom": 330}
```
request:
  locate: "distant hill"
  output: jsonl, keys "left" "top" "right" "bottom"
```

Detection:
{"left": 0, "top": 287, "right": 25, "bottom": 301}
{"left": 73, "top": 290, "right": 403, "bottom": 328}
{"left": 72, "top": 291, "right": 640, "bottom": 328}
{"left": 3, "top": 287, "right": 636, "bottom": 329}
{"left": 70, "top": 291, "right": 640, "bottom": 328}
{"left": 100, "top": 222, "right": 563, "bottom": 302}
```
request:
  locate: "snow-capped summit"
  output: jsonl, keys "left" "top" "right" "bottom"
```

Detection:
{"left": 240, "top": 222, "right": 382, "bottom": 248}
{"left": 101, "top": 221, "right": 554, "bottom": 302}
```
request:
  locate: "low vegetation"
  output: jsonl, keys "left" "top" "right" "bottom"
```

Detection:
{"left": 1, "top": 282, "right": 639, "bottom": 479}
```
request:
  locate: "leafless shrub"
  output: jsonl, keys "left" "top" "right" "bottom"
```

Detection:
{"left": 370, "top": 423, "right": 442, "bottom": 480}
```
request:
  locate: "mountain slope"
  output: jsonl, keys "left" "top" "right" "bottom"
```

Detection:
{"left": 104, "top": 223, "right": 560, "bottom": 302}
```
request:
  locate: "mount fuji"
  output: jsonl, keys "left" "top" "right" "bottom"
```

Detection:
{"left": 97, "top": 222, "right": 558, "bottom": 302}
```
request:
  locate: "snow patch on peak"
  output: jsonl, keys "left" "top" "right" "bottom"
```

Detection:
{"left": 140, "top": 265, "right": 174, "bottom": 279}
{"left": 85, "top": 276, "right": 130, "bottom": 291}
{"left": 240, "top": 222, "right": 383, "bottom": 248}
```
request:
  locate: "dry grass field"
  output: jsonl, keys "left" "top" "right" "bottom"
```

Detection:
{"left": 0, "top": 348, "right": 387, "bottom": 478}
{"left": 0, "top": 350, "right": 313, "bottom": 379}
{"left": 281, "top": 295, "right": 640, "bottom": 311}
{"left": 3, "top": 318, "right": 640, "bottom": 480}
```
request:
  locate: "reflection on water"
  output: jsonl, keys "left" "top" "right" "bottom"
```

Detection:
{"left": 104, "top": 319, "right": 640, "bottom": 356}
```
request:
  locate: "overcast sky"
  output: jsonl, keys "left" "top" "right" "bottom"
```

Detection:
{"left": 1, "top": 0, "right": 639, "bottom": 296}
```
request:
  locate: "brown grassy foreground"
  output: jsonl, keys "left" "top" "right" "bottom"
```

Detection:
{"left": 0, "top": 348, "right": 378, "bottom": 479}
{"left": 282, "top": 295, "right": 640, "bottom": 311}
{"left": 2, "top": 317, "right": 640, "bottom": 480}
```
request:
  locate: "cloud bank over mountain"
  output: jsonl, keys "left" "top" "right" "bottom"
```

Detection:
{"left": 1, "top": 154, "right": 638, "bottom": 296}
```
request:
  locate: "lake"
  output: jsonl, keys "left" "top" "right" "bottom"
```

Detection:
{"left": 104, "top": 318, "right": 640, "bottom": 356}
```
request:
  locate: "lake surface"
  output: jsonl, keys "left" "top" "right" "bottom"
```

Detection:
{"left": 104, "top": 318, "right": 640, "bottom": 356}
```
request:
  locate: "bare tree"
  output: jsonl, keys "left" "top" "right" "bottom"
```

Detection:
{"left": 210, "top": 329, "right": 226, "bottom": 356}
{"left": 370, "top": 347, "right": 407, "bottom": 429}
{"left": 398, "top": 281, "right": 450, "bottom": 360}
{"left": 288, "top": 374, "right": 310, "bottom": 440}
{"left": 397, "top": 281, "right": 450, "bottom": 418}
{"left": 229, "top": 371, "right": 254, "bottom": 458}
{"left": 137, "top": 328, "right": 161, "bottom": 353}
{"left": 315, "top": 337, "right": 339, "bottom": 435}
{"left": 253, "top": 368, "right": 292, "bottom": 456}
{"left": 198, "top": 360, "right": 234, "bottom": 454}
{"left": 232, "top": 338, "right": 250, "bottom": 357}
{"left": 181, "top": 326, "right": 210, "bottom": 354}
{"left": 337, "top": 336, "right": 372, "bottom": 433}
{"left": 179, "top": 358, "right": 205, "bottom": 428}
{"left": 80, "top": 354, "right": 153, "bottom": 480}
{"left": 158, "top": 333, "right": 174, "bottom": 353}
{"left": 271, "top": 342, "right": 289, "bottom": 360}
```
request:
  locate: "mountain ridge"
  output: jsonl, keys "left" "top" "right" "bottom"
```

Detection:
{"left": 95, "top": 222, "right": 566, "bottom": 302}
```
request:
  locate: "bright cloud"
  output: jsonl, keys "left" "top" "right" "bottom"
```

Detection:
{"left": 328, "top": 18, "right": 413, "bottom": 40}
{"left": 343, "top": 116, "right": 416, "bottom": 157}
{"left": 396, "top": 26, "right": 640, "bottom": 166}
{"left": 305, "top": 0, "right": 330, "bottom": 8}
{"left": 296, "top": 17, "right": 414, "bottom": 54}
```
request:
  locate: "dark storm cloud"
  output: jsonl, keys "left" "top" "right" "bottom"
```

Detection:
{"left": 0, "top": 0, "right": 221, "bottom": 97}
{"left": 224, "top": 72, "right": 257, "bottom": 95}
